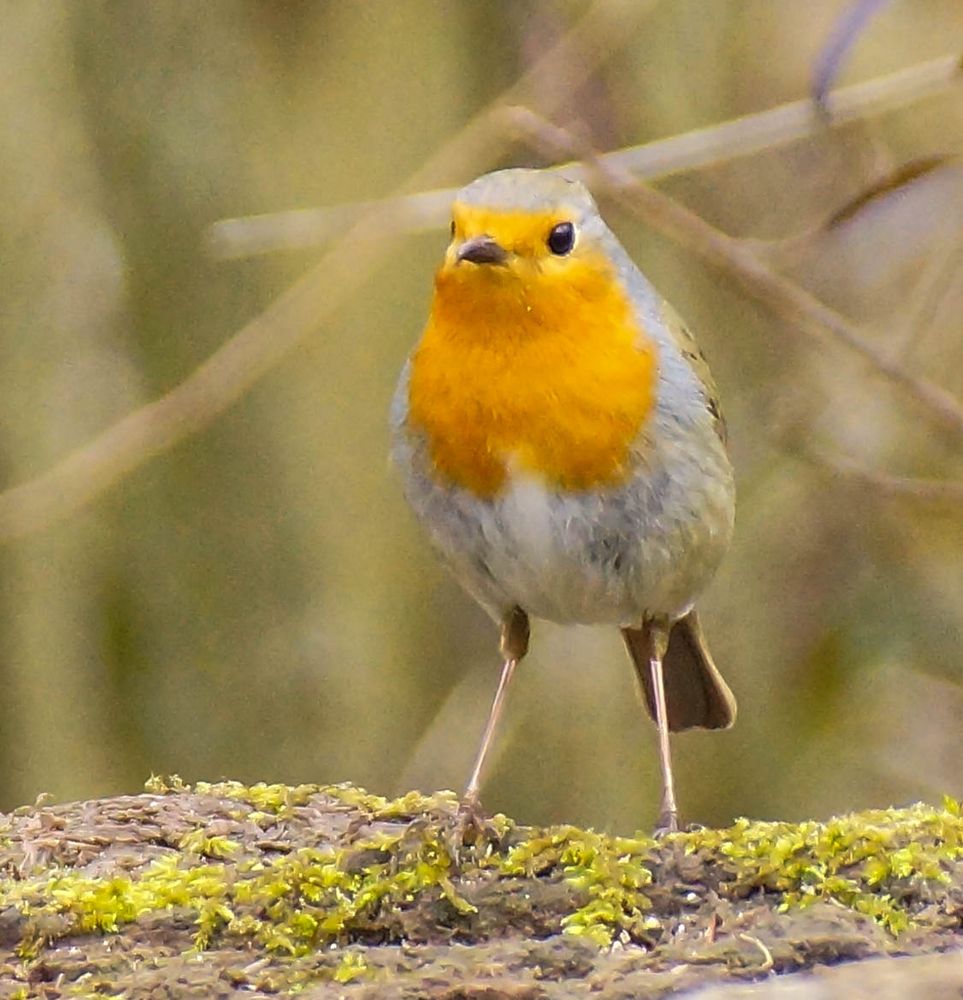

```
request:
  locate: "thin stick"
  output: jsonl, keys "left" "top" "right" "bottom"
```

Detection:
{"left": 209, "top": 53, "right": 962, "bottom": 259}
{"left": 0, "top": 0, "right": 658, "bottom": 542}
{"left": 506, "top": 108, "right": 963, "bottom": 444}
{"left": 811, "top": 0, "right": 893, "bottom": 109}
{"left": 801, "top": 449, "right": 963, "bottom": 504}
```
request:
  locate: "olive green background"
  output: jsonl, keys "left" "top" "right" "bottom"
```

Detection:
{"left": 1, "top": 1, "right": 960, "bottom": 832}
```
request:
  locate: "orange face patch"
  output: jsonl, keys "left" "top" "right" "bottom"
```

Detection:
{"left": 407, "top": 208, "right": 657, "bottom": 498}
{"left": 450, "top": 205, "right": 572, "bottom": 259}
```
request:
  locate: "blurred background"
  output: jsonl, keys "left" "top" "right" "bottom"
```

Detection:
{"left": 0, "top": 0, "right": 960, "bottom": 832}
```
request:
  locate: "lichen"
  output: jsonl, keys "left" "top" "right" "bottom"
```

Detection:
{"left": 0, "top": 778, "right": 959, "bottom": 970}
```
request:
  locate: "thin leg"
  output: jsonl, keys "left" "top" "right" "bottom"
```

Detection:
{"left": 462, "top": 607, "right": 530, "bottom": 808}
{"left": 645, "top": 621, "right": 678, "bottom": 833}
{"left": 463, "top": 657, "right": 516, "bottom": 806}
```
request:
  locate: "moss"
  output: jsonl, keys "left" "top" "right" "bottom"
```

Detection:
{"left": 333, "top": 950, "right": 371, "bottom": 983}
{"left": 144, "top": 773, "right": 190, "bottom": 795}
{"left": 178, "top": 829, "right": 242, "bottom": 860}
{"left": 680, "top": 796, "right": 962, "bottom": 936}
{"left": 195, "top": 778, "right": 356, "bottom": 816}
{"left": 497, "top": 826, "right": 657, "bottom": 946}
{"left": 1, "top": 779, "right": 959, "bottom": 971}
{"left": 3, "top": 780, "right": 475, "bottom": 962}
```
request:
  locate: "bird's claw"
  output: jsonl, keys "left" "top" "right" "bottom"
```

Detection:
{"left": 445, "top": 796, "right": 503, "bottom": 864}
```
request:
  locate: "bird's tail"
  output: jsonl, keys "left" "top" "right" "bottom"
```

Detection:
{"left": 622, "top": 610, "right": 736, "bottom": 732}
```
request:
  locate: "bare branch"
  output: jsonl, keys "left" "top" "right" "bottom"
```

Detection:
{"left": 801, "top": 449, "right": 963, "bottom": 504}
{"left": 811, "top": 0, "right": 894, "bottom": 110}
{"left": 505, "top": 108, "right": 963, "bottom": 444}
{"left": 0, "top": 0, "right": 659, "bottom": 542}
{"left": 209, "top": 53, "right": 962, "bottom": 259}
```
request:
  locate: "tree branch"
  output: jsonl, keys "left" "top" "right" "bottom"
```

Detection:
{"left": 0, "top": 0, "right": 656, "bottom": 542}
{"left": 209, "top": 53, "right": 962, "bottom": 259}
{"left": 798, "top": 447, "right": 963, "bottom": 504}
{"left": 505, "top": 107, "right": 963, "bottom": 444}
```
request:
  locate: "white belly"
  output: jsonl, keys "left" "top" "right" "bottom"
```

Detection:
{"left": 479, "top": 472, "right": 638, "bottom": 624}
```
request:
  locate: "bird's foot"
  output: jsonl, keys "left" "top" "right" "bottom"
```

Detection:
{"left": 446, "top": 795, "right": 505, "bottom": 864}
{"left": 653, "top": 808, "right": 680, "bottom": 837}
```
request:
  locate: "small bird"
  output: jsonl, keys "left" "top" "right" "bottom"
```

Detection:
{"left": 391, "top": 168, "right": 736, "bottom": 832}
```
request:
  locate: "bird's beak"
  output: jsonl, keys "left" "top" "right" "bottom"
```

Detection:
{"left": 456, "top": 235, "right": 509, "bottom": 266}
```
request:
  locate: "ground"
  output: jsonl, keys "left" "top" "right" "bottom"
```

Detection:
{"left": 0, "top": 779, "right": 959, "bottom": 998}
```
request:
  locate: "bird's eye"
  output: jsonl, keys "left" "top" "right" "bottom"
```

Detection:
{"left": 547, "top": 221, "right": 575, "bottom": 255}
{"left": 449, "top": 220, "right": 456, "bottom": 238}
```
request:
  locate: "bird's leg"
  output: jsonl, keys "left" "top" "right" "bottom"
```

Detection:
{"left": 462, "top": 606, "right": 530, "bottom": 811}
{"left": 644, "top": 620, "right": 678, "bottom": 833}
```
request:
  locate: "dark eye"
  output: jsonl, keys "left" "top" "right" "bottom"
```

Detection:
{"left": 547, "top": 221, "right": 575, "bottom": 255}
{"left": 449, "top": 220, "right": 456, "bottom": 238}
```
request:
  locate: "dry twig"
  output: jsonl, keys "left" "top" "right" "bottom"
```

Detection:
{"left": 811, "top": 0, "right": 893, "bottom": 109}
{"left": 1, "top": 18, "right": 957, "bottom": 540}
{"left": 209, "top": 53, "right": 962, "bottom": 259}
{"left": 505, "top": 108, "right": 963, "bottom": 445}
{"left": 799, "top": 449, "right": 963, "bottom": 504}
{"left": 0, "top": 0, "right": 657, "bottom": 542}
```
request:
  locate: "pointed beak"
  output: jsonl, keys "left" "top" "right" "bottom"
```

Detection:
{"left": 456, "top": 235, "right": 509, "bottom": 266}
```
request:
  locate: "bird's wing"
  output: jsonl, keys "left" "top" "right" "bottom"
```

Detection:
{"left": 659, "top": 301, "right": 728, "bottom": 445}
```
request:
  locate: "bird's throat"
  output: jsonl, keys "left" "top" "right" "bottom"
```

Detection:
{"left": 408, "top": 260, "right": 657, "bottom": 498}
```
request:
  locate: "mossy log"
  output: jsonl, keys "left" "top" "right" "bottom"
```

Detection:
{"left": 0, "top": 779, "right": 959, "bottom": 998}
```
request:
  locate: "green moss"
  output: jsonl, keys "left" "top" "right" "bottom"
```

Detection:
{"left": 1, "top": 780, "right": 959, "bottom": 967}
{"left": 144, "top": 773, "right": 189, "bottom": 794}
{"left": 681, "top": 798, "right": 962, "bottom": 936}
{"left": 195, "top": 779, "right": 353, "bottom": 815}
{"left": 498, "top": 826, "right": 657, "bottom": 946}
{"left": 146, "top": 774, "right": 392, "bottom": 817}
{"left": 333, "top": 950, "right": 370, "bottom": 983}
{"left": 179, "top": 829, "right": 242, "bottom": 860}
{"left": 3, "top": 781, "right": 474, "bottom": 962}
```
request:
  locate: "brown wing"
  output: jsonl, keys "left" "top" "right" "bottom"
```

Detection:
{"left": 660, "top": 303, "right": 728, "bottom": 445}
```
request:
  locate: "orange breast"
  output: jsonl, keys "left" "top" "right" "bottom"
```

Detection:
{"left": 407, "top": 252, "right": 657, "bottom": 498}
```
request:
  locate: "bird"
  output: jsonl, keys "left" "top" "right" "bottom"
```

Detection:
{"left": 390, "top": 167, "right": 736, "bottom": 832}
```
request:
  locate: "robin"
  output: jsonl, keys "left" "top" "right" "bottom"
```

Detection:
{"left": 391, "top": 168, "right": 736, "bottom": 832}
